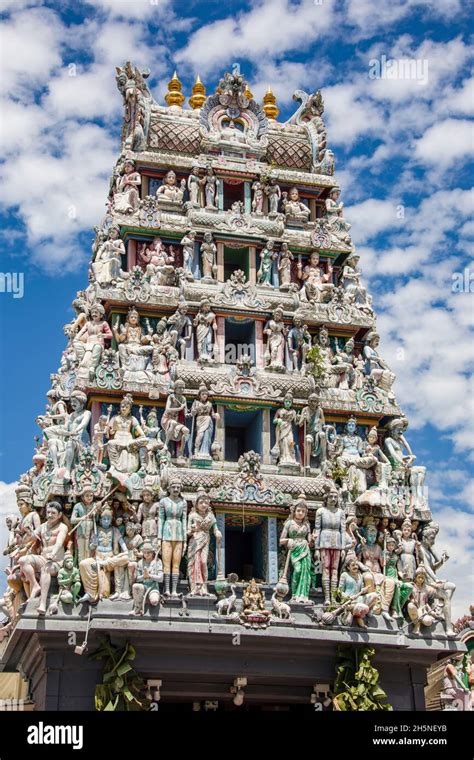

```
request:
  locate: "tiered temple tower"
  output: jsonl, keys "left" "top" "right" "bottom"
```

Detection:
{"left": 0, "top": 65, "right": 462, "bottom": 711}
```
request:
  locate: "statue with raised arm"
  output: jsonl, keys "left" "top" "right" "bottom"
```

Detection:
{"left": 43, "top": 390, "right": 91, "bottom": 482}
{"left": 417, "top": 523, "right": 456, "bottom": 635}
{"left": 157, "top": 478, "right": 187, "bottom": 598}
{"left": 91, "top": 226, "right": 125, "bottom": 287}
{"left": 166, "top": 302, "right": 192, "bottom": 359}
{"left": 161, "top": 379, "right": 190, "bottom": 460}
{"left": 72, "top": 303, "right": 113, "bottom": 382}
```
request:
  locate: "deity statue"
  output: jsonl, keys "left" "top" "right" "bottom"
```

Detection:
{"left": 279, "top": 496, "right": 313, "bottom": 603}
{"left": 70, "top": 486, "right": 97, "bottom": 564}
{"left": 337, "top": 555, "right": 379, "bottom": 629}
{"left": 193, "top": 298, "right": 217, "bottom": 363}
{"left": 136, "top": 487, "right": 159, "bottom": 549}
{"left": 156, "top": 169, "right": 185, "bottom": 203}
{"left": 395, "top": 518, "right": 418, "bottom": 582}
{"left": 157, "top": 479, "right": 187, "bottom": 598}
{"left": 363, "top": 426, "right": 391, "bottom": 487}
{"left": 201, "top": 165, "right": 219, "bottom": 208}
{"left": 92, "top": 412, "right": 111, "bottom": 465}
{"left": 281, "top": 187, "right": 310, "bottom": 223}
{"left": 187, "top": 167, "right": 202, "bottom": 206}
{"left": 200, "top": 232, "right": 217, "bottom": 280}
{"left": 272, "top": 392, "right": 299, "bottom": 466}
{"left": 113, "top": 306, "right": 153, "bottom": 379}
{"left": 297, "top": 252, "right": 334, "bottom": 303}
{"left": 106, "top": 394, "right": 148, "bottom": 482}
{"left": 181, "top": 230, "right": 196, "bottom": 279}
{"left": 54, "top": 551, "right": 81, "bottom": 608}
{"left": 358, "top": 523, "right": 383, "bottom": 577}
{"left": 406, "top": 566, "right": 440, "bottom": 635}
{"left": 72, "top": 303, "right": 112, "bottom": 382}
{"left": 91, "top": 226, "right": 125, "bottom": 287}
{"left": 43, "top": 390, "right": 91, "bottom": 482}
{"left": 380, "top": 534, "right": 412, "bottom": 620}
{"left": 166, "top": 302, "right": 192, "bottom": 359}
{"left": 121, "top": 521, "right": 143, "bottom": 596}
{"left": 240, "top": 579, "right": 271, "bottom": 627}
{"left": 78, "top": 506, "right": 129, "bottom": 603}
{"left": 384, "top": 417, "right": 426, "bottom": 511}
{"left": 313, "top": 490, "right": 346, "bottom": 606}
{"left": 336, "top": 416, "right": 379, "bottom": 497}
{"left": 277, "top": 242, "right": 294, "bottom": 288}
{"left": 251, "top": 177, "right": 265, "bottom": 214}
{"left": 265, "top": 178, "right": 281, "bottom": 215}
{"left": 18, "top": 501, "right": 68, "bottom": 616}
{"left": 138, "top": 237, "right": 175, "bottom": 286}
{"left": 325, "top": 188, "right": 351, "bottom": 244}
{"left": 264, "top": 306, "right": 287, "bottom": 371}
{"left": 298, "top": 393, "right": 328, "bottom": 471}
{"left": 257, "top": 240, "right": 277, "bottom": 286}
{"left": 187, "top": 488, "right": 221, "bottom": 596}
{"left": 113, "top": 158, "right": 141, "bottom": 214}
{"left": 190, "top": 384, "right": 219, "bottom": 458}
{"left": 363, "top": 332, "right": 396, "bottom": 399}
{"left": 417, "top": 523, "right": 455, "bottom": 635}
{"left": 287, "top": 315, "right": 311, "bottom": 373}
{"left": 138, "top": 407, "right": 166, "bottom": 475}
{"left": 131, "top": 542, "right": 163, "bottom": 615}
{"left": 340, "top": 252, "right": 369, "bottom": 305}
{"left": 161, "top": 379, "right": 190, "bottom": 459}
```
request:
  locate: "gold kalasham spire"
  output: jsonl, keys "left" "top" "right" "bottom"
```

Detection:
{"left": 244, "top": 83, "right": 254, "bottom": 100}
{"left": 262, "top": 86, "right": 279, "bottom": 120}
{"left": 189, "top": 75, "right": 207, "bottom": 110}
{"left": 165, "top": 70, "right": 185, "bottom": 107}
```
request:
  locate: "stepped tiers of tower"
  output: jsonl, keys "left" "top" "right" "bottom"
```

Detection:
{"left": 0, "top": 67, "right": 457, "bottom": 650}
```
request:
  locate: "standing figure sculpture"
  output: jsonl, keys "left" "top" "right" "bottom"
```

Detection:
{"left": 264, "top": 306, "right": 287, "bottom": 371}
{"left": 257, "top": 240, "right": 277, "bottom": 286}
{"left": 193, "top": 298, "right": 217, "bottom": 363}
{"left": 265, "top": 178, "right": 281, "bottom": 215}
{"left": 200, "top": 232, "right": 217, "bottom": 280}
{"left": 297, "top": 252, "right": 334, "bottom": 303}
{"left": 313, "top": 490, "right": 346, "bottom": 607}
{"left": 201, "top": 165, "right": 219, "bottom": 208}
{"left": 279, "top": 496, "right": 313, "bottom": 604}
{"left": 161, "top": 379, "right": 190, "bottom": 460}
{"left": 131, "top": 542, "right": 163, "bottom": 616}
{"left": 190, "top": 384, "right": 219, "bottom": 458}
{"left": 417, "top": 523, "right": 456, "bottom": 635}
{"left": 363, "top": 331, "right": 396, "bottom": 399}
{"left": 158, "top": 479, "right": 187, "bottom": 598}
{"left": 272, "top": 392, "right": 299, "bottom": 466}
{"left": 298, "top": 393, "right": 328, "bottom": 471}
{"left": 251, "top": 177, "right": 265, "bottom": 214}
{"left": 91, "top": 226, "right": 125, "bottom": 287}
{"left": 113, "top": 158, "right": 141, "bottom": 214}
{"left": 181, "top": 230, "right": 196, "bottom": 279}
{"left": 287, "top": 315, "right": 311, "bottom": 373}
{"left": 278, "top": 242, "right": 294, "bottom": 288}
{"left": 166, "top": 302, "right": 192, "bottom": 359}
{"left": 187, "top": 488, "right": 221, "bottom": 596}
{"left": 136, "top": 487, "right": 159, "bottom": 549}
{"left": 187, "top": 167, "right": 202, "bottom": 206}
{"left": 43, "top": 390, "right": 91, "bottom": 482}
{"left": 70, "top": 486, "right": 97, "bottom": 564}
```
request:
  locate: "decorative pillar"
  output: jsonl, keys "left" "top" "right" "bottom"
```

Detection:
{"left": 267, "top": 517, "right": 279, "bottom": 584}
{"left": 141, "top": 175, "right": 149, "bottom": 199}
{"left": 216, "top": 512, "right": 226, "bottom": 577}
{"left": 217, "top": 181, "right": 224, "bottom": 211}
{"left": 255, "top": 320, "right": 264, "bottom": 368}
{"left": 262, "top": 408, "right": 271, "bottom": 464}
{"left": 216, "top": 404, "right": 225, "bottom": 455}
{"left": 217, "top": 316, "right": 225, "bottom": 363}
{"left": 127, "top": 238, "right": 137, "bottom": 270}
{"left": 217, "top": 241, "right": 225, "bottom": 282}
{"left": 90, "top": 400, "right": 102, "bottom": 433}
{"left": 244, "top": 181, "right": 252, "bottom": 214}
{"left": 249, "top": 245, "right": 257, "bottom": 284}
{"left": 309, "top": 197, "right": 317, "bottom": 222}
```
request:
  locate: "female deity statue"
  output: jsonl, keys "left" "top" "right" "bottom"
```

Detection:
{"left": 73, "top": 303, "right": 113, "bottom": 382}
{"left": 187, "top": 488, "right": 221, "bottom": 596}
{"left": 281, "top": 187, "right": 310, "bottom": 222}
{"left": 363, "top": 331, "right": 396, "bottom": 398}
{"left": 257, "top": 240, "right": 276, "bottom": 286}
{"left": 113, "top": 307, "right": 153, "bottom": 381}
{"left": 106, "top": 394, "right": 148, "bottom": 480}
{"left": 156, "top": 169, "right": 185, "bottom": 203}
{"left": 157, "top": 479, "right": 187, "bottom": 598}
{"left": 113, "top": 159, "right": 141, "bottom": 214}
{"left": 278, "top": 242, "right": 294, "bottom": 288}
{"left": 358, "top": 523, "right": 383, "bottom": 578}
{"left": 136, "top": 487, "right": 159, "bottom": 548}
{"left": 131, "top": 542, "right": 163, "bottom": 616}
{"left": 363, "top": 427, "right": 391, "bottom": 488}
{"left": 200, "top": 232, "right": 217, "bottom": 280}
{"left": 91, "top": 226, "right": 125, "bottom": 286}
{"left": 251, "top": 178, "right": 265, "bottom": 214}
{"left": 272, "top": 392, "right": 298, "bottom": 466}
{"left": 190, "top": 384, "right": 219, "bottom": 458}
{"left": 138, "top": 407, "right": 166, "bottom": 475}
{"left": 340, "top": 252, "right": 369, "bottom": 305}
{"left": 181, "top": 230, "right": 196, "bottom": 279}
{"left": 201, "top": 165, "right": 219, "bottom": 208}
{"left": 193, "top": 298, "right": 217, "bottom": 363}
{"left": 336, "top": 416, "right": 379, "bottom": 496}
{"left": 265, "top": 178, "right": 281, "bottom": 215}
{"left": 297, "top": 252, "right": 334, "bottom": 303}
{"left": 187, "top": 167, "right": 202, "bottom": 206}
{"left": 78, "top": 507, "right": 129, "bottom": 603}
{"left": 325, "top": 188, "right": 352, "bottom": 244}
{"left": 395, "top": 518, "right": 418, "bottom": 582}
{"left": 161, "top": 379, "right": 190, "bottom": 459}
{"left": 279, "top": 496, "right": 313, "bottom": 603}
{"left": 380, "top": 534, "right": 412, "bottom": 620}
{"left": 264, "top": 306, "right": 287, "bottom": 371}
{"left": 70, "top": 486, "right": 96, "bottom": 564}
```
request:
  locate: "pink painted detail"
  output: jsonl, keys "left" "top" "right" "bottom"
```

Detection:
{"left": 255, "top": 321, "right": 264, "bottom": 368}
{"left": 128, "top": 239, "right": 137, "bottom": 270}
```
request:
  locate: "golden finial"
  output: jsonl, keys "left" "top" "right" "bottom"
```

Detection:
{"left": 262, "top": 86, "right": 279, "bottom": 120}
{"left": 189, "top": 74, "right": 206, "bottom": 110}
{"left": 244, "top": 83, "right": 254, "bottom": 100}
{"left": 165, "top": 70, "right": 185, "bottom": 107}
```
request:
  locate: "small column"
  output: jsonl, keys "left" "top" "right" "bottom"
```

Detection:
{"left": 244, "top": 181, "right": 252, "bottom": 214}
{"left": 217, "top": 181, "right": 224, "bottom": 211}
{"left": 141, "top": 175, "right": 149, "bottom": 199}
{"left": 217, "top": 241, "right": 225, "bottom": 282}
{"left": 216, "top": 316, "right": 225, "bottom": 363}
{"left": 90, "top": 400, "right": 103, "bottom": 434}
{"left": 249, "top": 245, "right": 257, "bottom": 285}
{"left": 267, "top": 517, "right": 279, "bottom": 584}
{"left": 216, "top": 512, "right": 226, "bottom": 577}
{"left": 262, "top": 408, "right": 271, "bottom": 464}
{"left": 309, "top": 198, "right": 317, "bottom": 222}
{"left": 255, "top": 320, "right": 264, "bottom": 368}
{"left": 127, "top": 239, "right": 137, "bottom": 270}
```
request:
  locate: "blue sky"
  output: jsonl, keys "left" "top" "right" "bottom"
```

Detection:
{"left": 0, "top": 0, "right": 472, "bottom": 614}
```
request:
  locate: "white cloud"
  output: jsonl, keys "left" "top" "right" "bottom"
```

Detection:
{"left": 415, "top": 119, "right": 473, "bottom": 166}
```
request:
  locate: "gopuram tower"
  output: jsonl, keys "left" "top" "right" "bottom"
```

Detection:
{"left": 0, "top": 65, "right": 462, "bottom": 712}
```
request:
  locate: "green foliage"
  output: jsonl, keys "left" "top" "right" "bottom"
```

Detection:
{"left": 333, "top": 645, "right": 392, "bottom": 711}
{"left": 90, "top": 635, "right": 151, "bottom": 712}
{"left": 306, "top": 345, "right": 326, "bottom": 379}
{"left": 330, "top": 463, "right": 348, "bottom": 485}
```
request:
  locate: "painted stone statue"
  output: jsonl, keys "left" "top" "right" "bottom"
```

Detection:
{"left": 161, "top": 379, "right": 190, "bottom": 459}
{"left": 70, "top": 486, "right": 97, "bottom": 564}
{"left": 297, "top": 252, "right": 334, "bottom": 303}
{"left": 186, "top": 488, "right": 221, "bottom": 596}
{"left": 73, "top": 303, "right": 112, "bottom": 381}
{"left": 78, "top": 506, "right": 129, "bottom": 603}
{"left": 190, "top": 384, "right": 219, "bottom": 458}
{"left": 200, "top": 232, "right": 217, "bottom": 280}
{"left": 298, "top": 393, "right": 328, "bottom": 471}
{"left": 157, "top": 479, "right": 187, "bottom": 598}
{"left": 131, "top": 542, "right": 163, "bottom": 616}
{"left": 313, "top": 490, "right": 346, "bottom": 607}
{"left": 106, "top": 394, "right": 148, "bottom": 483}
{"left": 91, "top": 226, "right": 125, "bottom": 287}
{"left": 272, "top": 392, "right": 298, "bottom": 467}
{"left": 279, "top": 496, "right": 313, "bottom": 604}
{"left": 43, "top": 390, "right": 91, "bottom": 483}
{"left": 193, "top": 298, "right": 217, "bottom": 363}
{"left": 287, "top": 315, "right": 311, "bottom": 373}
{"left": 113, "top": 158, "right": 141, "bottom": 213}
{"left": 157, "top": 169, "right": 185, "bottom": 203}
{"left": 257, "top": 240, "right": 277, "bottom": 286}
{"left": 264, "top": 306, "right": 287, "bottom": 371}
